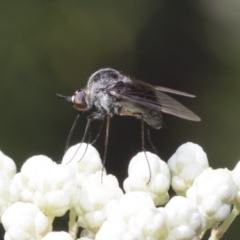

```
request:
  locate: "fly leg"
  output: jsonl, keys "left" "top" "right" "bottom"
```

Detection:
{"left": 65, "top": 112, "right": 105, "bottom": 164}
{"left": 146, "top": 127, "right": 158, "bottom": 155}
{"left": 90, "top": 120, "right": 105, "bottom": 145}
{"left": 119, "top": 111, "right": 152, "bottom": 184}
{"left": 64, "top": 112, "right": 81, "bottom": 153}
{"left": 81, "top": 117, "right": 105, "bottom": 163}
{"left": 80, "top": 119, "right": 105, "bottom": 168}
{"left": 140, "top": 114, "right": 152, "bottom": 184}
{"left": 101, "top": 113, "right": 112, "bottom": 182}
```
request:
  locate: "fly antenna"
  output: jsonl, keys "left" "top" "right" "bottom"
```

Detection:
{"left": 56, "top": 93, "right": 72, "bottom": 102}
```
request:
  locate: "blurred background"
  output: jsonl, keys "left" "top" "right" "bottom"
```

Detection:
{"left": 1, "top": 0, "right": 240, "bottom": 238}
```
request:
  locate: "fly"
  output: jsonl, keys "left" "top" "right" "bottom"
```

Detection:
{"left": 57, "top": 68, "right": 200, "bottom": 182}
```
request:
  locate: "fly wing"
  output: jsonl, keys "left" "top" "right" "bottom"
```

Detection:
{"left": 154, "top": 86, "right": 195, "bottom": 98}
{"left": 153, "top": 90, "right": 200, "bottom": 121}
{"left": 109, "top": 79, "right": 200, "bottom": 121}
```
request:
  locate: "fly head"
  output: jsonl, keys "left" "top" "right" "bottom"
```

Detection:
{"left": 56, "top": 89, "right": 89, "bottom": 112}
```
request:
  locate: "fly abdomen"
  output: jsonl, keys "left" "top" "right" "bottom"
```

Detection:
{"left": 143, "top": 108, "right": 162, "bottom": 129}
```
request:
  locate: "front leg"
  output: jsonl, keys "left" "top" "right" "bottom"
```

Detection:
{"left": 64, "top": 111, "right": 110, "bottom": 164}
{"left": 88, "top": 111, "right": 106, "bottom": 121}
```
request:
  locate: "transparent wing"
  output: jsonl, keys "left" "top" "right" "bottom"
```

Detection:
{"left": 154, "top": 86, "right": 195, "bottom": 98}
{"left": 109, "top": 80, "right": 200, "bottom": 121}
{"left": 153, "top": 90, "right": 200, "bottom": 120}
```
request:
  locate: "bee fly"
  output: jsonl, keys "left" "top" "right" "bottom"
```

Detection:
{"left": 57, "top": 68, "right": 200, "bottom": 182}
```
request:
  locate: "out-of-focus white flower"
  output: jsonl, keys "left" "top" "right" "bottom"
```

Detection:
{"left": 95, "top": 220, "right": 136, "bottom": 240}
{"left": 80, "top": 229, "right": 95, "bottom": 239}
{"left": 167, "top": 226, "right": 199, "bottom": 240}
{"left": 77, "top": 238, "right": 93, "bottom": 240}
{"left": 9, "top": 173, "right": 22, "bottom": 204}
{"left": 0, "top": 171, "right": 11, "bottom": 220}
{"left": 76, "top": 171, "right": 123, "bottom": 233}
{"left": 231, "top": 161, "right": 240, "bottom": 210}
{"left": 123, "top": 152, "right": 170, "bottom": 205}
{"left": 2, "top": 202, "right": 52, "bottom": 240}
{"left": 33, "top": 163, "right": 79, "bottom": 217}
{"left": 41, "top": 231, "right": 72, "bottom": 240}
{"left": 62, "top": 143, "right": 103, "bottom": 189}
{"left": 0, "top": 150, "right": 16, "bottom": 180}
{"left": 21, "top": 155, "right": 55, "bottom": 186}
{"left": 9, "top": 155, "right": 55, "bottom": 203}
{"left": 128, "top": 207, "right": 168, "bottom": 240}
{"left": 97, "top": 192, "right": 168, "bottom": 239}
{"left": 168, "top": 142, "right": 209, "bottom": 196}
{"left": 187, "top": 168, "right": 237, "bottom": 229}
{"left": 165, "top": 196, "right": 204, "bottom": 240}
{"left": 108, "top": 192, "right": 155, "bottom": 221}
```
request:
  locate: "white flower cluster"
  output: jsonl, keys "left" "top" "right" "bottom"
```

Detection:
{"left": 0, "top": 142, "right": 240, "bottom": 240}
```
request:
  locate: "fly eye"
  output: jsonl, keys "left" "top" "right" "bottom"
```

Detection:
{"left": 73, "top": 91, "right": 87, "bottom": 111}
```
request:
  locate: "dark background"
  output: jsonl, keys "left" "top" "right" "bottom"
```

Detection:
{"left": 1, "top": 1, "right": 240, "bottom": 239}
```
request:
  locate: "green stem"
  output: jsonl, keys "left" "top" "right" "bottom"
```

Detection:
{"left": 209, "top": 206, "right": 240, "bottom": 240}
{"left": 69, "top": 208, "right": 77, "bottom": 239}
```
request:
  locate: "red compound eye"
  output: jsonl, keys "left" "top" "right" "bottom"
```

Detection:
{"left": 73, "top": 90, "right": 87, "bottom": 111}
